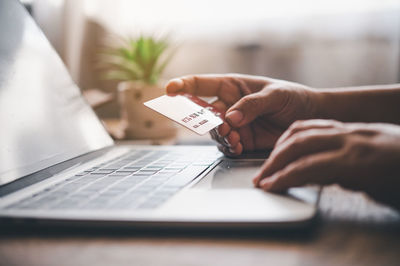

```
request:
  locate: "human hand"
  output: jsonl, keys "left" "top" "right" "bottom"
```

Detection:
{"left": 166, "top": 74, "right": 319, "bottom": 156}
{"left": 253, "top": 119, "right": 400, "bottom": 209}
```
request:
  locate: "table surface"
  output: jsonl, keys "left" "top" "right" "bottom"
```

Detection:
{"left": 1, "top": 134, "right": 399, "bottom": 266}
{"left": 1, "top": 186, "right": 399, "bottom": 266}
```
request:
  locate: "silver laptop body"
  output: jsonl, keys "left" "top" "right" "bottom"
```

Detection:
{"left": 0, "top": 0, "right": 319, "bottom": 229}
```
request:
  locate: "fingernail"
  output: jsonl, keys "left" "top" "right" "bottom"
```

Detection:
{"left": 252, "top": 177, "right": 259, "bottom": 186}
{"left": 226, "top": 110, "right": 243, "bottom": 126}
{"left": 259, "top": 179, "right": 271, "bottom": 189}
{"left": 228, "top": 147, "right": 235, "bottom": 154}
{"left": 167, "top": 78, "right": 184, "bottom": 92}
{"left": 171, "top": 78, "right": 184, "bottom": 86}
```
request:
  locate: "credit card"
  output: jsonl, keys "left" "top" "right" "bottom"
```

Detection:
{"left": 144, "top": 94, "right": 224, "bottom": 135}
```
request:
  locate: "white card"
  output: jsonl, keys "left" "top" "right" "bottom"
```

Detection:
{"left": 144, "top": 94, "right": 224, "bottom": 135}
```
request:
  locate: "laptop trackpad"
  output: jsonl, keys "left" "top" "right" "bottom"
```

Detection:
{"left": 193, "top": 160, "right": 265, "bottom": 189}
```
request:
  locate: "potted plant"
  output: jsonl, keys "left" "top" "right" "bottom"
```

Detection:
{"left": 99, "top": 36, "right": 177, "bottom": 139}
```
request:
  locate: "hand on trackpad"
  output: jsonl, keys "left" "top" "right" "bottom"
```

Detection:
{"left": 193, "top": 160, "right": 264, "bottom": 189}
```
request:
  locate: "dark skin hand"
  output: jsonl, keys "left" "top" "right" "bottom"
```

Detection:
{"left": 166, "top": 74, "right": 400, "bottom": 208}
{"left": 253, "top": 120, "right": 400, "bottom": 209}
{"left": 166, "top": 74, "right": 319, "bottom": 155}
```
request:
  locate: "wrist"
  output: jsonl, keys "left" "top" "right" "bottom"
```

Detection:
{"left": 308, "top": 88, "right": 328, "bottom": 119}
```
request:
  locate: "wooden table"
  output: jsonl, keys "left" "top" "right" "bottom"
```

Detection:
{"left": 1, "top": 185, "right": 399, "bottom": 266}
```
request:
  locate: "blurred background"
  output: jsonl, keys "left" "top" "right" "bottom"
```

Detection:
{"left": 20, "top": 0, "right": 400, "bottom": 129}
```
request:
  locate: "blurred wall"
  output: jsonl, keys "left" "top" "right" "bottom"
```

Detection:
{"left": 32, "top": 0, "right": 400, "bottom": 118}
{"left": 163, "top": 10, "right": 400, "bottom": 88}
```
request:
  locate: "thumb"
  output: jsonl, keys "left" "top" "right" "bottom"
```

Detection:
{"left": 225, "top": 92, "right": 273, "bottom": 128}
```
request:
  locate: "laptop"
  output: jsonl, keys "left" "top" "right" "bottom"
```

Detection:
{"left": 0, "top": 0, "right": 319, "bottom": 229}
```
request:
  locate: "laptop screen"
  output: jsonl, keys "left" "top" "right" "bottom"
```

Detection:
{"left": 0, "top": 0, "right": 113, "bottom": 186}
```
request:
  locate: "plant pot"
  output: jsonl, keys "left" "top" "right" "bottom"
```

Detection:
{"left": 118, "top": 81, "right": 177, "bottom": 139}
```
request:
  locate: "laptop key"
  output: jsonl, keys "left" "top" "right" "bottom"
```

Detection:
{"left": 108, "top": 174, "right": 129, "bottom": 178}
{"left": 93, "top": 170, "right": 115, "bottom": 174}
{"left": 75, "top": 172, "right": 89, "bottom": 176}
{"left": 115, "top": 171, "right": 136, "bottom": 176}
{"left": 121, "top": 166, "right": 141, "bottom": 170}
{"left": 88, "top": 173, "right": 108, "bottom": 177}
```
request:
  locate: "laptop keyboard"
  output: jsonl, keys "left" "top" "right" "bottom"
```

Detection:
{"left": 5, "top": 149, "right": 220, "bottom": 211}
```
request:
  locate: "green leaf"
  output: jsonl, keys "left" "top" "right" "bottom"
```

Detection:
{"left": 98, "top": 35, "right": 174, "bottom": 84}
{"left": 155, "top": 48, "right": 176, "bottom": 78}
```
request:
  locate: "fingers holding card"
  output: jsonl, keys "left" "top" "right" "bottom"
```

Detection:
{"left": 144, "top": 94, "right": 224, "bottom": 136}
